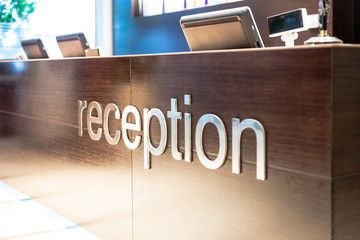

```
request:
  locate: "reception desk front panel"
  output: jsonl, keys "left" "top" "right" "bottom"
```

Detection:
{"left": 0, "top": 46, "right": 359, "bottom": 239}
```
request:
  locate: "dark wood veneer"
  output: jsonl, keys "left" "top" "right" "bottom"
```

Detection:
{"left": 131, "top": 48, "right": 333, "bottom": 177}
{"left": 0, "top": 46, "right": 359, "bottom": 239}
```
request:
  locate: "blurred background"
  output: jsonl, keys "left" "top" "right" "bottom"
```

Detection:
{"left": 0, "top": 0, "right": 242, "bottom": 59}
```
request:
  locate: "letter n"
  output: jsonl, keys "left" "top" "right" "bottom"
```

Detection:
{"left": 232, "top": 118, "right": 266, "bottom": 180}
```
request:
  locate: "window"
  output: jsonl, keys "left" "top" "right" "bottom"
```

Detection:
{"left": 135, "top": 0, "right": 242, "bottom": 17}
{"left": 29, "top": 0, "right": 95, "bottom": 57}
{"left": 0, "top": 0, "right": 97, "bottom": 59}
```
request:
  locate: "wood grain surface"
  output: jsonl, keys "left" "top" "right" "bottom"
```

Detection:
{"left": 332, "top": 47, "right": 360, "bottom": 177}
{"left": 131, "top": 48, "right": 333, "bottom": 177}
{"left": 331, "top": 47, "right": 360, "bottom": 239}
{"left": 0, "top": 46, "right": 359, "bottom": 239}
{"left": 0, "top": 58, "right": 133, "bottom": 240}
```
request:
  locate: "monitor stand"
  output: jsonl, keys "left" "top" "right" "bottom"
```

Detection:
{"left": 281, "top": 32, "right": 298, "bottom": 47}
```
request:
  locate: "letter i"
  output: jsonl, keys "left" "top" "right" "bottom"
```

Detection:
{"left": 184, "top": 95, "right": 192, "bottom": 162}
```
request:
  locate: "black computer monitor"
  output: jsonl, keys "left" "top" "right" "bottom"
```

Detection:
{"left": 56, "top": 32, "right": 89, "bottom": 57}
{"left": 180, "top": 7, "right": 264, "bottom": 51}
{"left": 21, "top": 38, "right": 49, "bottom": 59}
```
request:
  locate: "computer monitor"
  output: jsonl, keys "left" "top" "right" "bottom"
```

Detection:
{"left": 56, "top": 32, "right": 89, "bottom": 57}
{"left": 180, "top": 7, "right": 264, "bottom": 51}
{"left": 21, "top": 38, "right": 49, "bottom": 59}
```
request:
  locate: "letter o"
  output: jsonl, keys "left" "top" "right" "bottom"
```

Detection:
{"left": 195, "top": 114, "right": 227, "bottom": 169}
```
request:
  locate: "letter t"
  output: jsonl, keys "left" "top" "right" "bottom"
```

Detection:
{"left": 167, "top": 98, "right": 183, "bottom": 160}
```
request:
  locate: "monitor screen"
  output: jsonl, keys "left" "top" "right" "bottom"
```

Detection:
{"left": 56, "top": 32, "right": 89, "bottom": 57}
{"left": 21, "top": 38, "right": 49, "bottom": 59}
{"left": 267, "top": 9, "right": 307, "bottom": 37}
{"left": 180, "top": 7, "right": 264, "bottom": 51}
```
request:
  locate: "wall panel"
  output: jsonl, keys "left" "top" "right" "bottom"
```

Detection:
{"left": 0, "top": 46, "right": 359, "bottom": 239}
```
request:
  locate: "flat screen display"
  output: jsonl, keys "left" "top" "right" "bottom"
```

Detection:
{"left": 56, "top": 32, "right": 89, "bottom": 57}
{"left": 21, "top": 39, "right": 49, "bottom": 59}
{"left": 268, "top": 9, "right": 304, "bottom": 36}
{"left": 180, "top": 7, "right": 264, "bottom": 51}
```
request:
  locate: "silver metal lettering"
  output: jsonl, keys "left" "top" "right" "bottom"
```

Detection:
{"left": 143, "top": 108, "right": 167, "bottom": 169}
{"left": 167, "top": 98, "right": 183, "bottom": 160}
{"left": 184, "top": 95, "right": 192, "bottom": 162}
{"left": 78, "top": 100, "right": 87, "bottom": 136}
{"left": 122, "top": 105, "right": 142, "bottom": 150}
{"left": 79, "top": 97, "right": 268, "bottom": 181}
{"left": 195, "top": 114, "right": 227, "bottom": 169}
{"left": 87, "top": 101, "right": 103, "bottom": 141}
{"left": 184, "top": 94, "right": 191, "bottom": 105}
{"left": 103, "top": 103, "right": 121, "bottom": 145}
{"left": 184, "top": 113, "right": 192, "bottom": 162}
{"left": 232, "top": 118, "right": 266, "bottom": 181}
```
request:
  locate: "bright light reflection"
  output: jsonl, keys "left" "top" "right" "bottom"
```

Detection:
{"left": 27, "top": 0, "right": 95, "bottom": 57}
{"left": 16, "top": 227, "right": 101, "bottom": 240}
{"left": 0, "top": 181, "right": 28, "bottom": 203}
{"left": 0, "top": 181, "right": 101, "bottom": 240}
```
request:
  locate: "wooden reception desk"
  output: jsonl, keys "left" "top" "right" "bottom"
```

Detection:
{"left": 0, "top": 45, "right": 359, "bottom": 239}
